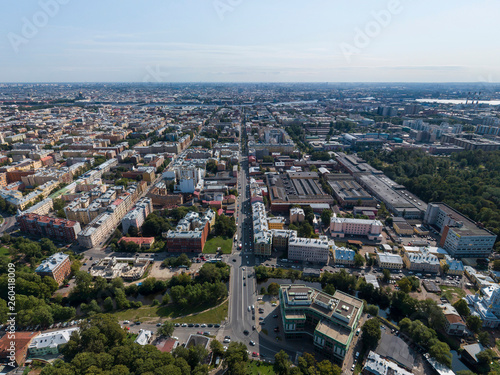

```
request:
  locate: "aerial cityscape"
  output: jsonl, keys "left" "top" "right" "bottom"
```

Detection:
{"left": 1, "top": 2, "right": 500, "bottom": 375}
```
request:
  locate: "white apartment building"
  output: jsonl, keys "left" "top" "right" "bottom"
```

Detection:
{"left": 121, "top": 197, "right": 153, "bottom": 234}
{"left": 424, "top": 203, "right": 497, "bottom": 258}
{"left": 252, "top": 201, "right": 272, "bottom": 256}
{"left": 288, "top": 235, "right": 334, "bottom": 264}
{"left": 28, "top": 328, "right": 79, "bottom": 356}
{"left": 330, "top": 217, "right": 382, "bottom": 241}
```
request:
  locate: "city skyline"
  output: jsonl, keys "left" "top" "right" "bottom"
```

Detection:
{"left": 1, "top": 0, "right": 499, "bottom": 83}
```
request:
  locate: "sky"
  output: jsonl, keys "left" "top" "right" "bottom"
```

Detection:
{"left": 0, "top": 0, "right": 499, "bottom": 83}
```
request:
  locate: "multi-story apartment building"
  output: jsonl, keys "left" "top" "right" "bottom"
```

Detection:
{"left": 402, "top": 247, "right": 440, "bottom": 273}
{"left": 279, "top": 284, "right": 363, "bottom": 364}
{"left": 35, "top": 252, "right": 71, "bottom": 284}
{"left": 290, "top": 207, "right": 305, "bottom": 224}
{"left": 377, "top": 253, "right": 404, "bottom": 270}
{"left": 28, "top": 328, "right": 79, "bottom": 356}
{"left": 288, "top": 235, "right": 334, "bottom": 264}
{"left": 439, "top": 303, "right": 466, "bottom": 336}
{"left": 252, "top": 201, "right": 272, "bottom": 256}
{"left": 330, "top": 217, "right": 383, "bottom": 241}
{"left": 121, "top": 197, "right": 153, "bottom": 234}
{"left": 333, "top": 247, "right": 355, "bottom": 266}
{"left": 270, "top": 229, "right": 297, "bottom": 251}
{"left": 424, "top": 203, "right": 497, "bottom": 258}
{"left": 18, "top": 214, "right": 81, "bottom": 244}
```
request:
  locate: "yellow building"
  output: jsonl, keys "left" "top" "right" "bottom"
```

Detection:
{"left": 393, "top": 220, "right": 414, "bottom": 236}
{"left": 267, "top": 216, "right": 285, "bottom": 230}
{"left": 440, "top": 258, "right": 464, "bottom": 276}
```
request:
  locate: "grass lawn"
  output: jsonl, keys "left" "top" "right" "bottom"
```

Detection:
{"left": 247, "top": 361, "right": 275, "bottom": 375}
{"left": 171, "top": 300, "right": 228, "bottom": 324}
{"left": 440, "top": 285, "right": 466, "bottom": 303}
{"left": 110, "top": 300, "right": 228, "bottom": 324}
{"left": 204, "top": 236, "right": 233, "bottom": 254}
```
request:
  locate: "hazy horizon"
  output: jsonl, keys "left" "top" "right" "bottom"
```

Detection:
{"left": 2, "top": 0, "right": 499, "bottom": 83}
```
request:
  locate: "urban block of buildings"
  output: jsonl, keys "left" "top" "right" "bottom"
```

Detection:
{"left": 164, "top": 209, "right": 215, "bottom": 253}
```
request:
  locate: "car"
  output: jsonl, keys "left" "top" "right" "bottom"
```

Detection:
{"left": 188, "top": 323, "right": 194, "bottom": 327}
{"left": 249, "top": 340, "right": 255, "bottom": 346}
{"left": 195, "top": 323, "right": 200, "bottom": 327}
{"left": 243, "top": 276, "right": 245, "bottom": 280}
{"left": 83, "top": 263, "right": 87, "bottom": 266}
{"left": 135, "top": 321, "right": 141, "bottom": 325}
{"left": 89, "top": 257, "right": 93, "bottom": 260}
{"left": 251, "top": 305, "right": 255, "bottom": 310}
{"left": 214, "top": 324, "right": 220, "bottom": 328}
{"left": 273, "top": 314, "right": 278, "bottom": 318}
{"left": 223, "top": 338, "right": 231, "bottom": 343}
{"left": 204, "top": 331, "right": 211, "bottom": 336}
{"left": 232, "top": 259, "right": 236, "bottom": 262}
{"left": 260, "top": 353, "right": 266, "bottom": 358}
{"left": 355, "top": 352, "right": 359, "bottom": 359}
{"left": 252, "top": 325, "right": 256, "bottom": 330}
{"left": 174, "top": 323, "right": 180, "bottom": 327}
{"left": 244, "top": 282, "right": 246, "bottom": 286}
{"left": 156, "top": 323, "right": 162, "bottom": 327}
{"left": 197, "top": 331, "right": 203, "bottom": 335}
{"left": 259, "top": 317, "right": 264, "bottom": 321}
{"left": 252, "top": 352, "right": 259, "bottom": 357}
{"left": 243, "top": 330, "right": 249, "bottom": 335}
{"left": 201, "top": 324, "right": 207, "bottom": 328}
{"left": 351, "top": 364, "right": 355, "bottom": 371}
{"left": 65, "top": 284, "right": 70, "bottom": 287}
{"left": 208, "top": 324, "right": 213, "bottom": 328}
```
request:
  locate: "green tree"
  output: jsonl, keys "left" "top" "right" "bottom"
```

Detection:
{"left": 361, "top": 318, "right": 381, "bottom": 349}
{"left": 382, "top": 269, "right": 391, "bottom": 282}
{"left": 354, "top": 253, "right": 365, "bottom": 268}
{"left": 397, "top": 278, "right": 412, "bottom": 294}
{"left": 274, "top": 350, "right": 292, "bottom": 375}
{"left": 267, "top": 282, "right": 280, "bottom": 295}
{"left": 452, "top": 299, "right": 470, "bottom": 317}
{"left": 477, "top": 331, "right": 491, "bottom": 347}
{"left": 224, "top": 342, "right": 248, "bottom": 374}
{"left": 321, "top": 209, "right": 332, "bottom": 227}
{"left": 429, "top": 341, "right": 452, "bottom": 368}
{"left": 210, "top": 339, "right": 225, "bottom": 358}
{"left": 466, "top": 315, "right": 483, "bottom": 334}
{"left": 157, "top": 321, "right": 175, "bottom": 337}
{"left": 103, "top": 297, "right": 114, "bottom": 312}
{"left": 365, "top": 304, "right": 379, "bottom": 317}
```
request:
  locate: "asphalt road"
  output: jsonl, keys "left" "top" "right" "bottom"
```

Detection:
{"left": 0, "top": 214, "right": 17, "bottom": 234}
